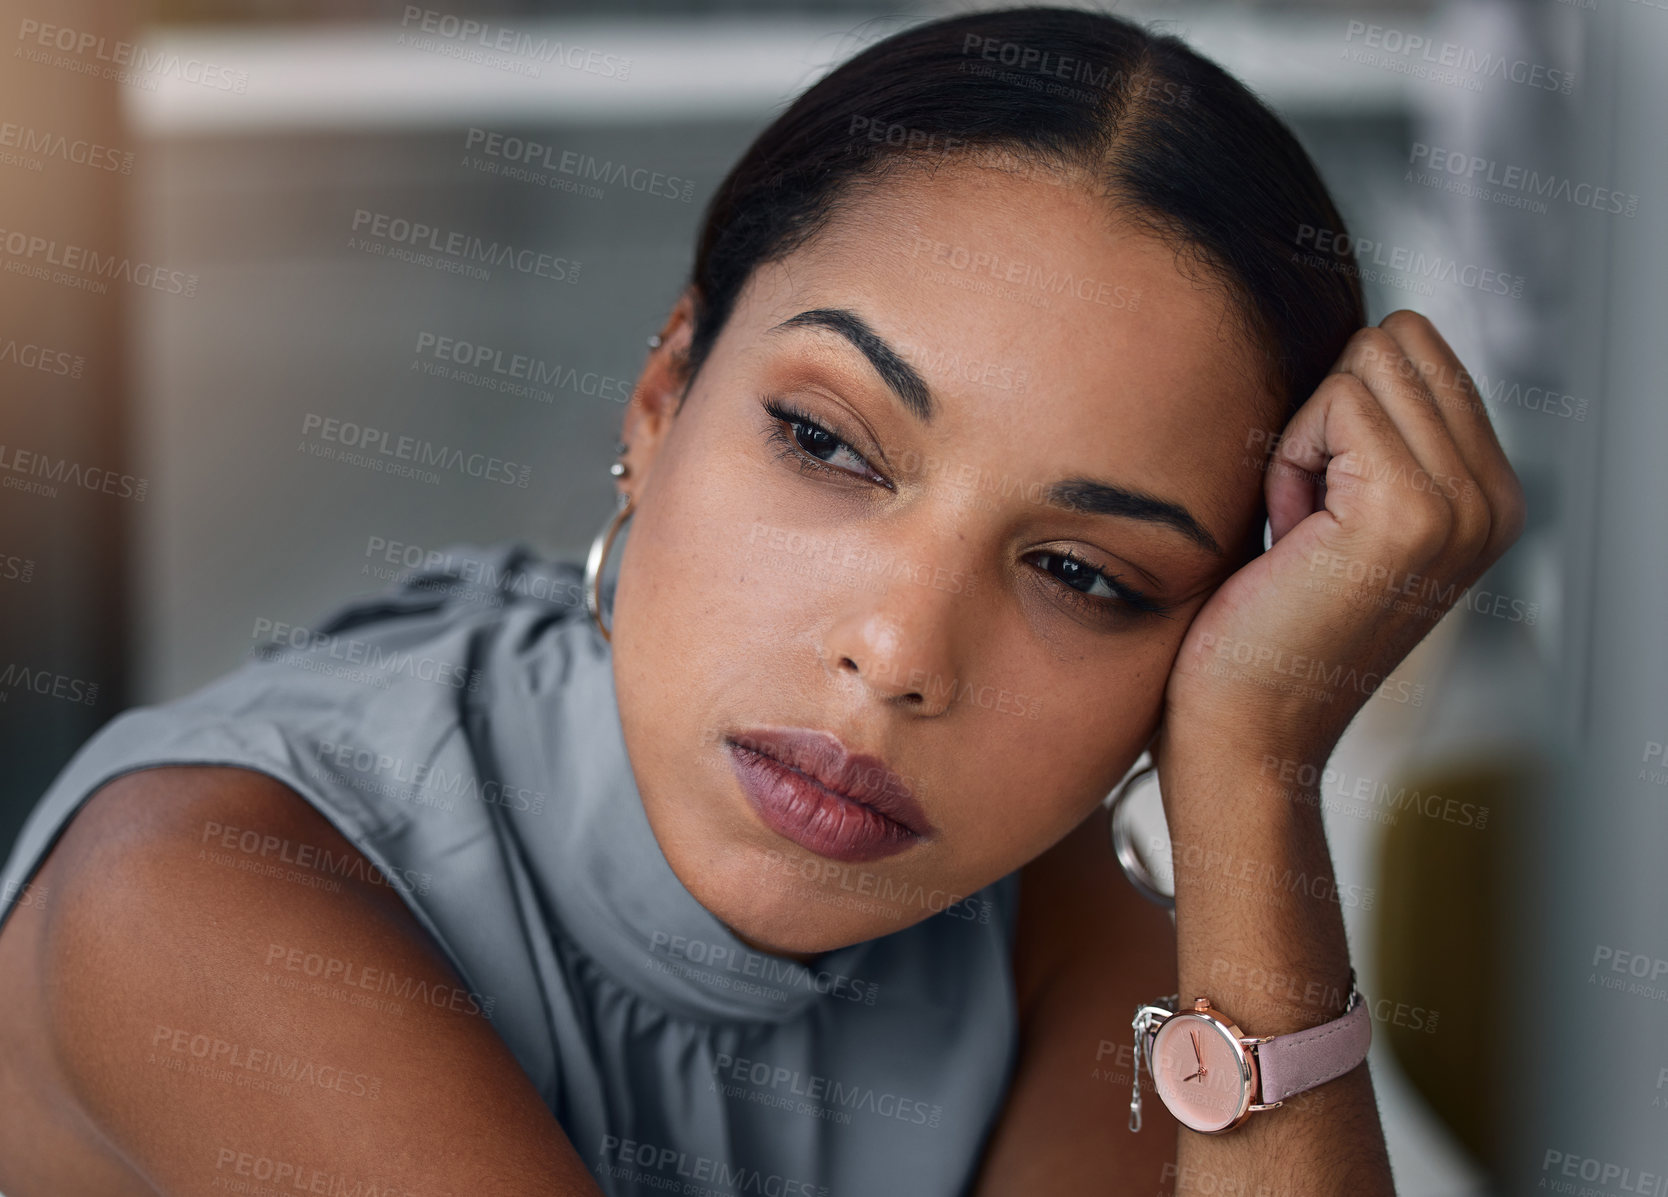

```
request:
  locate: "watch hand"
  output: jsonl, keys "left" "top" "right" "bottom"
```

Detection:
{"left": 1191, "top": 1030, "right": 1202, "bottom": 1066}
{"left": 1181, "top": 1069, "right": 1203, "bottom": 1082}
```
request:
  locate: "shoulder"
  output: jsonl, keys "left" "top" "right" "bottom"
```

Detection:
{"left": 249, "top": 541, "right": 583, "bottom": 679}
{"left": 0, "top": 764, "right": 600, "bottom": 1195}
{"left": 312, "top": 540, "right": 585, "bottom": 640}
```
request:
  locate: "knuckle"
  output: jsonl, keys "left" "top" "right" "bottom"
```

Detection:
{"left": 1379, "top": 309, "right": 1432, "bottom": 338}
{"left": 1385, "top": 496, "right": 1453, "bottom": 557}
{"left": 1453, "top": 500, "right": 1492, "bottom": 559}
{"left": 1346, "top": 327, "right": 1404, "bottom": 376}
{"left": 1325, "top": 370, "right": 1379, "bottom": 413}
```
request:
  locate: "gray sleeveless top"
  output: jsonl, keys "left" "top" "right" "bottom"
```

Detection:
{"left": 0, "top": 543, "right": 1021, "bottom": 1197}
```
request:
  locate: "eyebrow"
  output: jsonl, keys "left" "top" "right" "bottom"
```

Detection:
{"left": 768, "top": 308, "right": 935, "bottom": 422}
{"left": 1047, "top": 479, "right": 1223, "bottom": 557}
{"left": 767, "top": 306, "right": 1222, "bottom": 557}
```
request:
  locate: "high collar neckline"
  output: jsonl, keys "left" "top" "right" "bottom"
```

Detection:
{"left": 498, "top": 612, "right": 880, "bottom": 1023}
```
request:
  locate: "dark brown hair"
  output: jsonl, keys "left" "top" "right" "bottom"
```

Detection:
{"left": 680, "top": 5, "right": 1364, "bottom": 423}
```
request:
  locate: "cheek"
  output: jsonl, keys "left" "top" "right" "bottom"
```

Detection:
{"left": 616, "top": 436, "right": 760, "bottom": 638}
{"left": 932, "top": 638, "right": 1176, "bottom": 869}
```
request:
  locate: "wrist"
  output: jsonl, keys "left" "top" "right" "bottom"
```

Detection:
{"left": 1155, "top": 706, "right": 1343, "bottom": 791}
{"left": 1153, "top": 738, "right": 1326, "bottom": 846}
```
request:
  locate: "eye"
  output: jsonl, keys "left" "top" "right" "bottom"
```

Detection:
{"left": 1028, "top": 550, "right": 1171, "bottom": 620}
{"left": 761, "top": 396, "right": 889, "bottom": 487}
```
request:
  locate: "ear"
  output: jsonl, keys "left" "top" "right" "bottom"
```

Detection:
{"left": 617, "top": 287, "right": 699, "bottom": 501}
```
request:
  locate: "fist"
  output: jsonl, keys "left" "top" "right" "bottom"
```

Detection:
{"left": 1158, "top": 309, "right": 1528, "bottom": 785}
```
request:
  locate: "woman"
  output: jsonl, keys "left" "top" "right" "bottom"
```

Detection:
{"left": 0, "top": 7, "right": 1522, "bottom": 1195}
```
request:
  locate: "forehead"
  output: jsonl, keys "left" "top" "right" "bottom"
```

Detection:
{"left": 721, "top": 159, "right": 1277, "bottom": 543}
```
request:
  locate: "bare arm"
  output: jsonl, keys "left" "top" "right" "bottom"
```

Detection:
{"left": 1160, "top": 743, "right": 1393, "bottom": 1197}
{"left": 970, "top": 786, "right": 1388, "bottom": 1197}
{"left": 4, "top": 765, "right": 605, "bottom": 1197}
{"left": 975, "top": 309, "right": 1527, "bottom": 1195}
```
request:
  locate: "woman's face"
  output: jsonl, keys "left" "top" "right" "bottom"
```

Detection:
{"left": 609, "top": 159, "right": 1279, "bottom": 957}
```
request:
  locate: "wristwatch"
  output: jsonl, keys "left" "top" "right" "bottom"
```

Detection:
{"left": 1128, "top": 970, "right": 1371, "bottom": 1134}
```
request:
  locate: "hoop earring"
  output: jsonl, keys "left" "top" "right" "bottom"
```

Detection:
{"left": 584, "top": 490, "right": 633, "bottom": 643}
{"left": 1106, "top": 759, "right": 1175, "bottom": 911}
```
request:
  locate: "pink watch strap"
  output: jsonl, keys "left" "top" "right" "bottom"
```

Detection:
{"left": 1255, "top": 996, "right": 1372, "bottom": 1104}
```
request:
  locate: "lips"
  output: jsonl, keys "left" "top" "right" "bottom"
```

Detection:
{"left": 724, "top": 727, "right": 933, "bottom": 863}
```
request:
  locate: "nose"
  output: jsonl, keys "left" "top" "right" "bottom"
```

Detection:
{"left": 819, "top": 553, "right": 972, "bottom": 716}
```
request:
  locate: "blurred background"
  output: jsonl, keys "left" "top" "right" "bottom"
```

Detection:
{"left": 1, "top": 0, "right": 1663, "bottom": 1193}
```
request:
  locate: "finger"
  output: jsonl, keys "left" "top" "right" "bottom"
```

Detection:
{"left": 1331, "top": 325, "right": 1481, "bottom": 531}
{"left": 1373, "top": 311, "right": 1526, "bottom": 559}
{"left": 1267, "top": 370, "right": 1452, "bottom": 566}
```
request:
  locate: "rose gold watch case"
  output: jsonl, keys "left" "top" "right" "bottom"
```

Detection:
{"left": 1148, "top": 1001, "right": 1259, "bottom": 1134}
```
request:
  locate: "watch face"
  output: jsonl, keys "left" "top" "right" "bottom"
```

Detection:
{"left": 1151, "top": 1012, "right": 1254, "bottom": 1132}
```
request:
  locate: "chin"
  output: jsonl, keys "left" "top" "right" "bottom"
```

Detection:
{"left": 653, "top": 813, "right": 935, "bottom": 957}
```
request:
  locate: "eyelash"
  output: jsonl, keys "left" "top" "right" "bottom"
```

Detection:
{"left": 758, "top": 393, "right": 1173, "bottom": 622}
{"left": 762, "top": 395, "right": 889, "bottom": 488}
{"left": 1030, "top": 550, "right": 1173, "bottom": 620}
